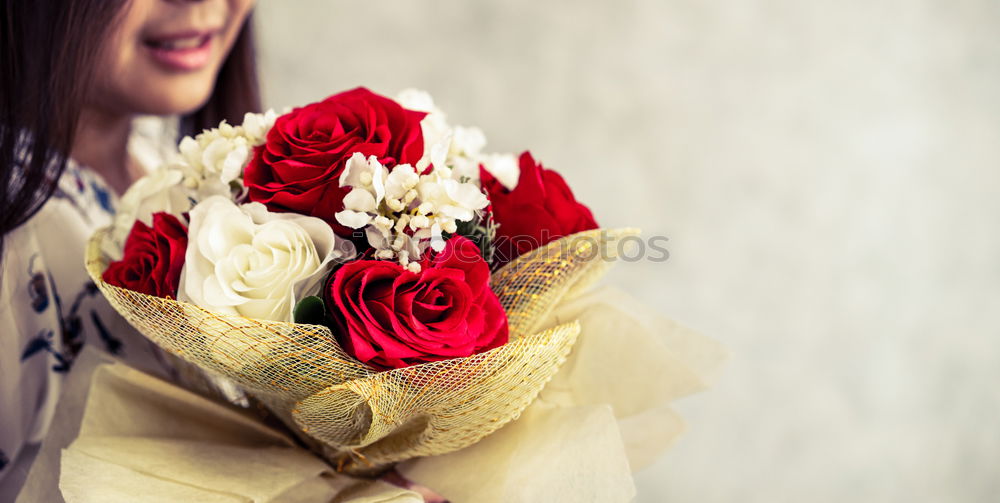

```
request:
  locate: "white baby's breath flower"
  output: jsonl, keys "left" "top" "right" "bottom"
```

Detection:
{"left": 174, "top": 110, "right": 277, "bottom": 200}
{"left": 398, "top": 89, "right": 488, "bottom": 177}
{"left": 240, "top": 109, "right": 278, "bottom": 145}
{"left": 396, "top": 89, "right": 521, "bottom": 191}
{"left": 416, "top": 167, "right": 489, "bottom": 222}
{"left": 397, "top": 89, "right": 450, "bottom": 156}
{"left": 365, "top": 225, "right": 422, "bottom": 265}
{"left": 332, "top": 90, "right": 510, "bottom": 266}
{"left": 480, "top": 153, "right": 520, "bottom": 191}
{"left": 177, "top": 125, "right": 247, "bottom": 184}
{"left": 335, "top": 150, "right": 488, "bottom": 268}
{"left": 385, "top": 163, "right": 419, "bottom": 200}
{"left": 451, "top": 126, "right": 486, "bottom": 159}
{"left": 179, "top": 196, "right": 355, "bottom": 322}
{"left": 396, "top": 89, "right": 440, "bottom": 114}
{"left": 335, "top": 153, "right": 389, "bottom": 229}
{"left": 442, "top": 126, "right": 487, "bottom": 182}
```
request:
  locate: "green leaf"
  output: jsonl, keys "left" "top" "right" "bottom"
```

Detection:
{"left": 293, "top": 295, "right": 327, "bottom": 325}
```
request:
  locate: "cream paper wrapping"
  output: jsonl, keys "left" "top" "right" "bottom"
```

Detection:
{"left": 34, "top": 284, "right": 723, "bottom": 502}
{"left": 396, "top": 286, "right": 726, "bottom": 503}
{"left": 16, "top": 348, "right": 420, "bottom": 503}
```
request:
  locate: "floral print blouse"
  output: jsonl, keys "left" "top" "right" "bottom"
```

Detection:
{"left": 0, "top": 118, "right": 179, "bottom": 497}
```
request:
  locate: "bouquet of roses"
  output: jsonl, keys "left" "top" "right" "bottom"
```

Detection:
{"left": 86, "top": 87, "right": 647, "bottom": 474}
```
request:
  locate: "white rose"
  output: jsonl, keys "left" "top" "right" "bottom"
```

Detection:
{"left": 179, "top": 196, "right": 355, "bottom": 322}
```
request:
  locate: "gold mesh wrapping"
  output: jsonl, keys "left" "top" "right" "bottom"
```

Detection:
{"left": 85, "top": 227, "right": 640, "bottom": 473}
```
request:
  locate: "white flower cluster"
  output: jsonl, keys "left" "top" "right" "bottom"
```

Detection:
{"left": 108, "top": 111, "right": 277, "bottom": 258}
{"left": 330, "top": 90, "right": 521, "bottom": 270}
{"left": 328, "top": 89, "right": 520, "bottom": 272}
{"left": 335, "top": 152, "right": 488, "bottom": 272}
{"left": 396, "top": 90, "right": 521, "bottom": 191}
{"left": 175, "top": 109, "right": 277, "bottom": 200}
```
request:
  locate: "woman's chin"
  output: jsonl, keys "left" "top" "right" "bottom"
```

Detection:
{"left": 89, "top": 54, "right": 223, "bottom": 117}
{"left": 130, "top": 76, "right": 218, "bottom": 116}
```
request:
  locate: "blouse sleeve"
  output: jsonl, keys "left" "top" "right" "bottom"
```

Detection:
{"left": 0, "top": 224, "right": 66, "bottom": 496}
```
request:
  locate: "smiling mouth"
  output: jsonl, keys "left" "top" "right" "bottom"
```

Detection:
{"left": 145, "top": 33, "right": 212, "bottom": 51}
{"left": 143, "top": 32, "right": 216, "bottom": 71}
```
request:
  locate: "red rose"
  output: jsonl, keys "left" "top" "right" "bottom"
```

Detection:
{"left": 102, "top": 213, "right": 188, "bottom": 298}
{"left": 327, "top": 236, "right": 509, "bottom": 370}
{"left": 481, "top": 151, "right": 598, "bottom": 267}
{"left": 244, "top": 87, "right": 427, "bottom": 234}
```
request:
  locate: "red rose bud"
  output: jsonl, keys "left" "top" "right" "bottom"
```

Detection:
{"left": 243, "top": 87, "right": 427, "bottom": 235}
{"left": 481, "top": 151, "right": 598, "bottom": 267}
{"left": 102, "top": 213, "right": 188, "bottom": 298}
{"left": 327, "top": 236, "right": 509, "bottom": 370}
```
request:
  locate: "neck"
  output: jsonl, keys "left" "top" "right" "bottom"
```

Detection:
{"left": 72, "top": 107, "right": 138, "bottom": 195}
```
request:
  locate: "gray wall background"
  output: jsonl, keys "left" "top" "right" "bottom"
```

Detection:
{"left": 255, "top": 1, "right": 1000, "bottom": 501}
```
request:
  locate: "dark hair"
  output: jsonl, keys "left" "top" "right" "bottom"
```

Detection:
{"left": 0, "top": 1, "right": 260, "bottom": 252}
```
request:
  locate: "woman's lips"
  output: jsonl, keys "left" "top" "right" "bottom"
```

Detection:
{"left": 143, "top": 31, "right": 216, "bottom": 72}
